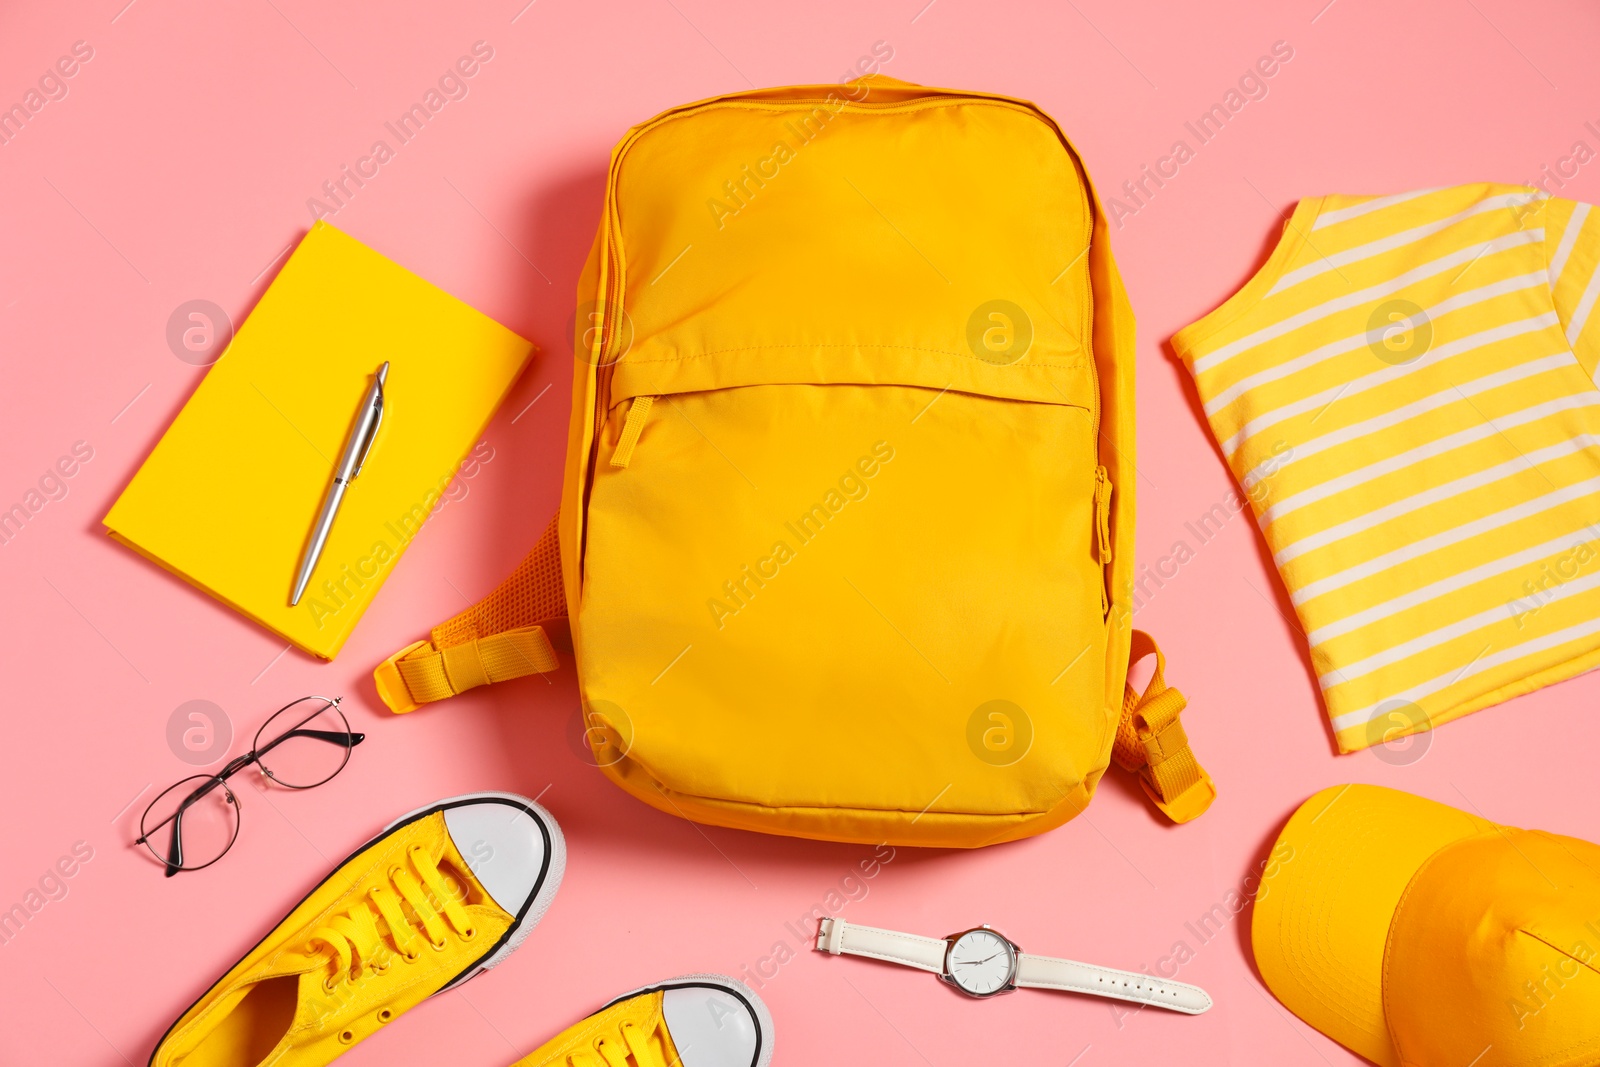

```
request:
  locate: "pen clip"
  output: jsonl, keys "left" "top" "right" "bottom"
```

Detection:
{"left": 352, "top": 361, "right": 388, "bottom": 479}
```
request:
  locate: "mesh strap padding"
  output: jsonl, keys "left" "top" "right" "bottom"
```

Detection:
{"left": 374, "top": 516, "right": 566, "bottom": 713}
{"left": 430, "top": 517, "right": 566, "bottom": 649}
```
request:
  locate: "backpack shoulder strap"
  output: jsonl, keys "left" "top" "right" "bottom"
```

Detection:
{"left": 1111, "top": 630, "right": 1216, "bottom": 823}
{"left": 374, "top": 516, "right": 567, "bottom": 713}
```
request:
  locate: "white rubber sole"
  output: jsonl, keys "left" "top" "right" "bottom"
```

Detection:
{"left": 375, "top": 791, "right": 566, "bottom": 993}
{"left": 600, "top": 973, "right": 774, "bottom": 1067}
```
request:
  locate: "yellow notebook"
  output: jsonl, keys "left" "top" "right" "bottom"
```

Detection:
{"left": 105, "top": 221, "right": 535, "bottom": 660}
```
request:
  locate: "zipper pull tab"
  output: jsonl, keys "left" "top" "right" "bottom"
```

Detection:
{"left": 1094, "top": 466, "right": 1113, "bottom": 616}
{"left": 610, "top": 395, "right": 655, "bottom": 469}
{"left": 1094, "top": 466, "right": 1113, "bottom": 565}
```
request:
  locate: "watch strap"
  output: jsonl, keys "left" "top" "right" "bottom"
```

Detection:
{"left": 1015, "top": 953, "right": 1211, "bottom": 1014}
{"left": 815, "top": 917, "right": 946, "bottom": 973}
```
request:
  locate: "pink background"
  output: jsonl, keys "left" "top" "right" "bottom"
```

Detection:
{"left": 3, "top": 1, "right": 1598, "bottom": 1064}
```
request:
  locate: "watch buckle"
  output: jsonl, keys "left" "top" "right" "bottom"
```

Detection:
{"left": 816, "top": 916, "right": 845, "bottom": 954}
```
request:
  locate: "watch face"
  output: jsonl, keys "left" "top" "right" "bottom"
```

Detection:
{"left": 946, "top": 929, "right": 1016, "bottom": 997}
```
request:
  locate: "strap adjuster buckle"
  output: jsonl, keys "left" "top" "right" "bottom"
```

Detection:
{"left": 374, "top": 640, "right": 429, "bottom": 714}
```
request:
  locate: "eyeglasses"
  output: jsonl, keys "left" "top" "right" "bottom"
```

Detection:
{"left": 137, "top": 696, "right": 364, "bottom": 877}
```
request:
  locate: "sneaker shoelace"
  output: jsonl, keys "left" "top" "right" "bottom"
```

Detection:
{"left": 567, "top": 1022, "right": 667, "bottom": 1067}
{"left": 307, "top": 845, "right": 478, "bottom": 991}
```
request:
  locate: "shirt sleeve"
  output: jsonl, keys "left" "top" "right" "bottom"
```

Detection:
{"left": 1544, "top": 197, "right": 1600, "bottom": 381}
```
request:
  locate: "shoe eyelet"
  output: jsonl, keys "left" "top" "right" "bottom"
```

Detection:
{"left": 377, "top": 1009, "right": 393, "bottom": 1024}
{"left": 461, "top": 926, "right": 478, "bottom": 942}
{"left": 338, "top": 1029, "right": 354, "bottom": 1045}
{"left": 429, "top": 937, "right": 448, "bottom": 952}
{"left": 322, "top": 978, "right": 337, "bottom": 994}
{"left": 403, "top": 948, "right": 420, "bottom": 963}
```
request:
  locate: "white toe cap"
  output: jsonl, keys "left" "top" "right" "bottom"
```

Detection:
{"left": 442, "top": 796, "right": 550, "bottom": 914}
{"left": 663, "top": 985, "right": 764, "bottom": 1067}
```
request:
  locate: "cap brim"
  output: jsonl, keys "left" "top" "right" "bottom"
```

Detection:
{"left": 1250, "top": 785, "right": 1495, "bottom": 1066}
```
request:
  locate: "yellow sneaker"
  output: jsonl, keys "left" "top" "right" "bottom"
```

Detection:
{"left": 511, "top": 975, "right": 772, "bottom": 1067}
{"left": 149, "top": 792, "right": 565, "bottom": 1066}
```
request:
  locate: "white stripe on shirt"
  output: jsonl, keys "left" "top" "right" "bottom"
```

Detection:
{"left": 1328, "top": 613, "right": 1600, "bottom": 732}
{"left": 1565, "top": 263, "right": 1600, "bottom": 346}
{"left": 1321, "top": 566, "right": 1600, "bottom": 685}
{"left": 1312, "top": 188, "right": 1446, "bottom": 230}
{"left": 1224, "top": 312, "right": 1561, "bottom": 462}
{"left": 1306, "top": 524, "right": 1600, "bottom": 647}
{"left": 1240, "top": 351, "right": 1571, "bottom": 487}
{"left": 1258, "top": 392, "right": 1600, "bottom": 528}
{"left": 1269, "top": 194, "right": 1536, "bottom": 295}
{"left": 1548, "top": 202, "right": 1590, "bottom": 288}
{"left": 1273, "top": 434, "right": 1600, "bottom": 565}
{"left": 1290, "top": 475, "right": 1600, "bottom": 606}
{"left": 1202, "top": 272, "right": 1548, "bottom": 418}
{"left": 1189, "top": 229, "right": 1545, "bottom": 375}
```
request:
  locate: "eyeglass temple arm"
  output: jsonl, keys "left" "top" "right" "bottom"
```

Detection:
{"left": 252, "top": 729, "right": 364, "bottom": 765}
{"left": 136, "top": 764, "right": 245, "bottom": 847}
{"left": 151, "top": 785, "right": 222, "bottom": 879}
{"left": 289, "top": 729, "right": 365, "bottom": 747}
{"left": 163, "top": 809, "right": 185, "bottom": 878}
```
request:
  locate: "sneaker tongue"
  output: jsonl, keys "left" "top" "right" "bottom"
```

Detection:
{"left": 433, "top": 859, "right": 469, "bottom": 900}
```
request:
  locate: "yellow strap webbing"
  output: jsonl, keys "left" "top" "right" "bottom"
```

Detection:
{"left": 1111, "top": 630, "right": 1216, "bottom": 823}
{"left": 374, "top": 516, "right": 567, "bottom": 713}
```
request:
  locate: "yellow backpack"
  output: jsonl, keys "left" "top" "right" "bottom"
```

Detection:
{"left": 375, "top": 77, "right": 1215, "bottom": 847}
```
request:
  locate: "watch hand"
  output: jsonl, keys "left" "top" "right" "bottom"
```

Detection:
{"left": 962, "top": 952, "right": 1002, "bottom": 966}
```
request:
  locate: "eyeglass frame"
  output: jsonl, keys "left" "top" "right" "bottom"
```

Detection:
{"left": 136, "top": 695, "right": 365, "bottom": 877}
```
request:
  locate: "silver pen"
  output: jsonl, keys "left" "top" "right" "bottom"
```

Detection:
{"left": 290, "top": 361, "right": 388, "bottom": 606}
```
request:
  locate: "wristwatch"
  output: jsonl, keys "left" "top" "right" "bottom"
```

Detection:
{"left": 815, "top": 917, "right": 1211, "bottom": 1013}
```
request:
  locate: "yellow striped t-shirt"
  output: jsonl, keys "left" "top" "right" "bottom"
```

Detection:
{"left": 1173, "top": 183, "right": 1600, "bottom": 753}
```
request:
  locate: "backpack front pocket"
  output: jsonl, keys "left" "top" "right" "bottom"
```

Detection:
{"left": 577, "top": 368, "right": 1107, "bottom": 820}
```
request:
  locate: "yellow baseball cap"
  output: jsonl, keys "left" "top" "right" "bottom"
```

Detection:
{"left": 1252, "top": 784, "right": 1600, "bottom": 1067}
